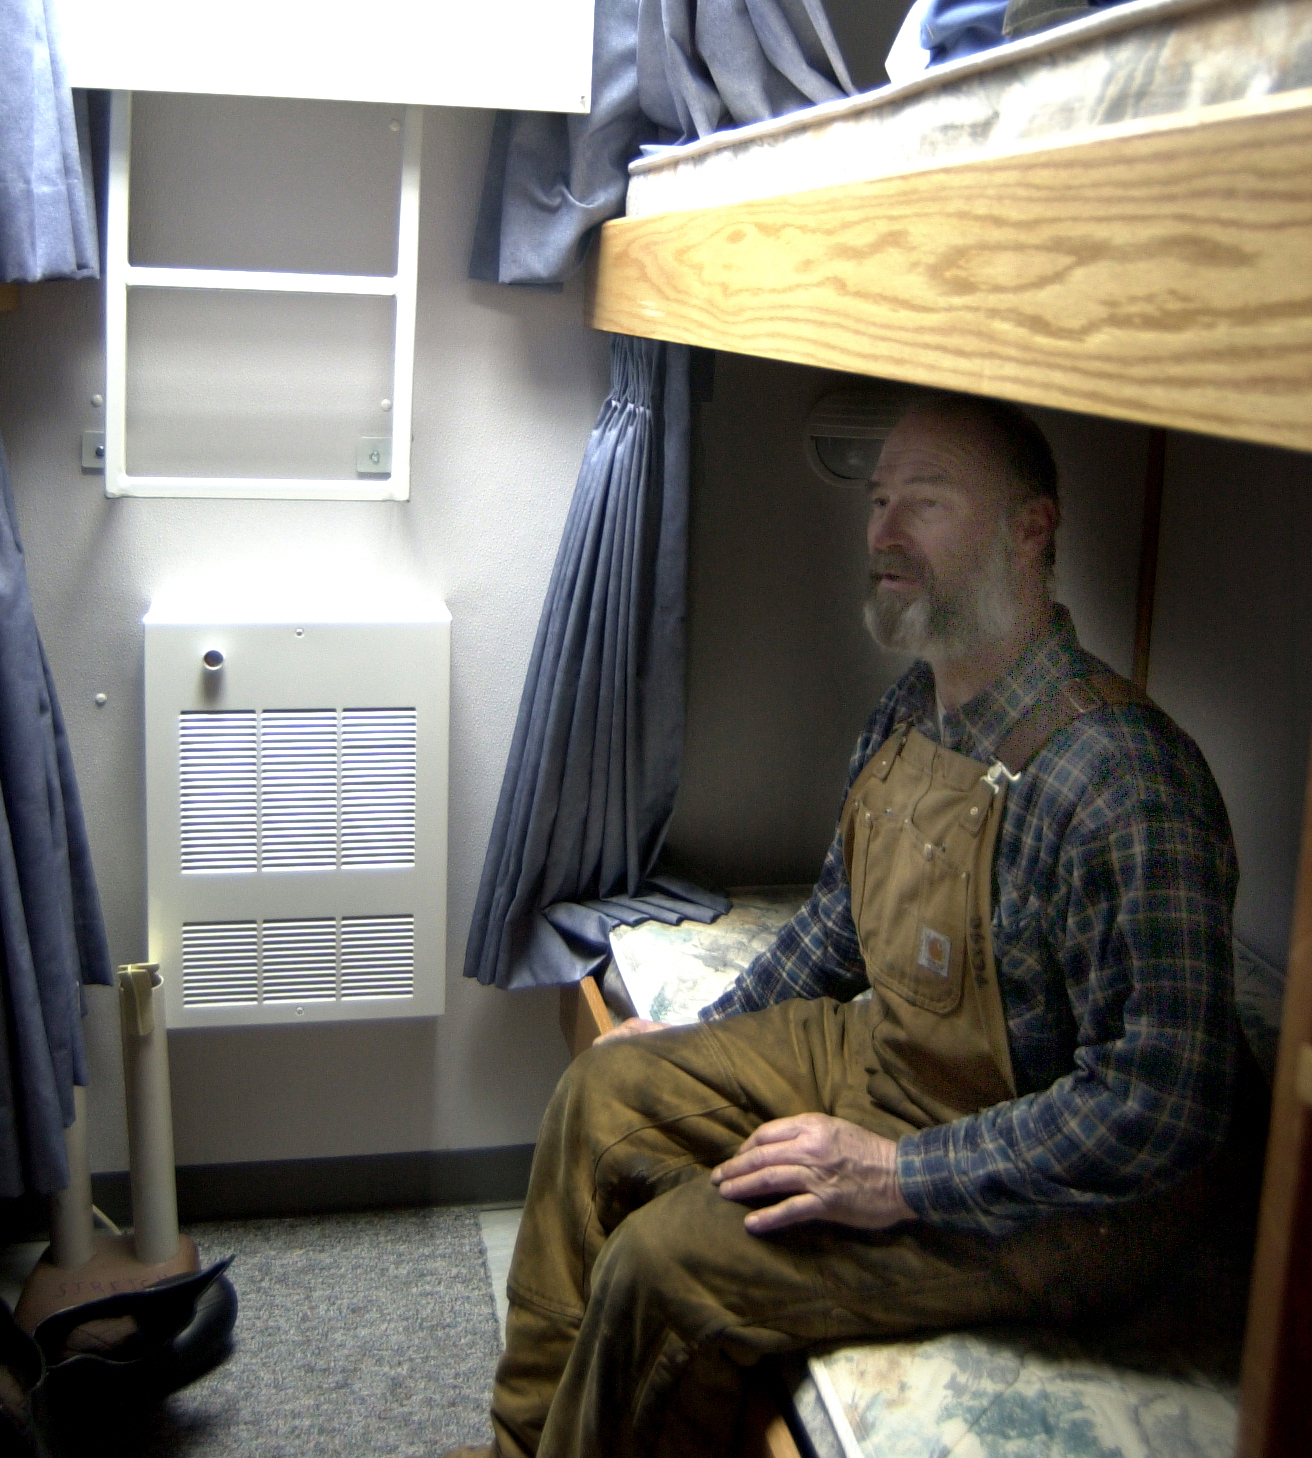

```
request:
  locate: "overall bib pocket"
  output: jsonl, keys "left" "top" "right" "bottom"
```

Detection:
{"left": 854, "top": 808, "right": 969, "bottom": 1016}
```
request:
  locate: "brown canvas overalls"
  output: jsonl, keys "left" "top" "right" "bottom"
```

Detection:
{"left": 488, "top": 680, "right": 1227, "bottom": 1458}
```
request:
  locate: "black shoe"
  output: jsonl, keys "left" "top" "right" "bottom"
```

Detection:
{"left": 0, "top": 1297, "right": 44, "bottom": 1456}
{"left": 29, "top": 1258, "right": 237, "bottom": 1457}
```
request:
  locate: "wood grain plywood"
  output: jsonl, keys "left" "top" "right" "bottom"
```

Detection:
{"left": 1239, "top": 722, "right": 1312, "bottom": 1457}
{"left": 588, "top": 90, "right": 1312, "bottom": 452}
{"left": 559, "top": 975, "right": 613, "bottom": 1059}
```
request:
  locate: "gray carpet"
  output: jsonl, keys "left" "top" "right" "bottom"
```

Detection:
{"left": 138, "top": 1207, "right": 501, "bottom": 1457}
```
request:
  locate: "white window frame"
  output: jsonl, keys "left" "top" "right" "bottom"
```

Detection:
{"left": 104, "top": 90, "right": 422, "bottom": 501}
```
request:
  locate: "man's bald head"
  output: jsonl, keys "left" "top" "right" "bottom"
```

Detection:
{"left": 888, "top": 393, "right": 1060, "bottom": 574}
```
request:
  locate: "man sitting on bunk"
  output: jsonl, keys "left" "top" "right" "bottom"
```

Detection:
{"left": 448, "top": 394, "right": 1242, "bottom": 1458}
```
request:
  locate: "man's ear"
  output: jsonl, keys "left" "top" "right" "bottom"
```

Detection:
{"left": 1012, "top": 495, "right": 1058, "bottom": 566}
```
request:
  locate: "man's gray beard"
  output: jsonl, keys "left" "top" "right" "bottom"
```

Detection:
{"left": 863, "top": 525, "right": 1023, "bottom": 658}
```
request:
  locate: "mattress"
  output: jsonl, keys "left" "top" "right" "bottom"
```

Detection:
{"left": 624, "top": 0, "right": 1312, "bottom": 221}
{"left": 608, "top": 893, "right": 1282, "bottom": 1458}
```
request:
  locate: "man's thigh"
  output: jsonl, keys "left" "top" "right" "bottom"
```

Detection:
{"left": 596, "top": 1170, "right": 1028, "bottom": 1363}
{"left": 692, "top": 994, "right": 915, "bottom": 1139}
{"left": 545, "top": 1170, "right": 1032, "bottom": 1458}
{"left": 583, "top": 997, "right": 903, "bottom": 1131}
{"left": 572, "top": 995, "right": 905, "bottom": 1155}
{"left": 516, "top": 998, "right": 898, "bottom": 1306}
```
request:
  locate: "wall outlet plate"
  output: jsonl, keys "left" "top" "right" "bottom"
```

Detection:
{"left": 356, "top": 437, "right": 393, "bottom": 475}
{"left": 82, "top": 430, "right": 106, "bottom": 470}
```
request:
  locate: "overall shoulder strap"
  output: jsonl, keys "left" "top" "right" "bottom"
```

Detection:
{"left": 840, "top": 720, "right": 913, "bottom": 879}
{"left": 994, "top": 672, "right": 1148, "bottom": 775}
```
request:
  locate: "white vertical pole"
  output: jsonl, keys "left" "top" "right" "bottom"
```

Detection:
{"left": 104, "top": 91, "right": 132, "bottom": 500}
{"left": 49, "top": 1086, "right": 94, "bottom": 1269}
{"left": 389, "top": 106, "right": 423, "bottom": 503}
{"left": 119, "top": 965, "right": 181, "bottom": 1265}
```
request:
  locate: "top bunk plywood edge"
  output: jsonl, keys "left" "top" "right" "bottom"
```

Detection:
{"left": 585, "top": 88, "right": 1312, "bottom": 454}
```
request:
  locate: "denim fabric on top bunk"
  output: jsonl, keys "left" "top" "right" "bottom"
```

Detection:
{"left": 624, "top": 0, "right": 1312, "bottom": 222}
{"left": 462, "top": 337, "right": 728, "bottom": 992}
{"left": 469, "top": 0, "right": 854, "bottom": 286}
{"left": 921, "top": 0, "right": 1135, "bottom": 64}
{"left": 0, "top": 438, "right": 113, "bottom": 1198}
{"left": 0, "top": 0, "right": 99, "bottom": 283}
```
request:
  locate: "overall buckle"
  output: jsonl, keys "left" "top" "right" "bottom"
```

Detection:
{"left": 984, "top": 760, "right": 1022, "bottom": 795}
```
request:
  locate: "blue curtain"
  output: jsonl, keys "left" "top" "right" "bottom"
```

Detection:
{"left": 464, "top": 338, "right": 727, "bottom": 991}
{"left": 0, "top": 0, "right": 99, "bottom": 283}
{"left": 466, "top": 2, "right": 857, "bottom": 987}
{"left": 470, "top": 0, "right": 853, "bottom": 286}
{"left": 0, "top": 438, "right": 113, "bottom": 1197}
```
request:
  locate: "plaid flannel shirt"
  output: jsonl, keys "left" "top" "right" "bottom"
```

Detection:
{"left": 701, "top": 606, "right": 1240, "bottom": 1234}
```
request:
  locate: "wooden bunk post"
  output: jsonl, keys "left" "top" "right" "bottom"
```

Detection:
{"left": 738, "top": 1377, "right": 804, "bottom": 1458}
{"left": 1238, "top": 726, "right": 1312, "bottom": 1457}
{"left": 1131, "top": 427, "right": 1166, "bottom": 694}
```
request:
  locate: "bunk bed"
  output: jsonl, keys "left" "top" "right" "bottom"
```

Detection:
{"left": 589, "top": 0, "right": 1312, "bottom": 454}
{"left": 562, "top": 0, "right": 1312, "bottom": 1452}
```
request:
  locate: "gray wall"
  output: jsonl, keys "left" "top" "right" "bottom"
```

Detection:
{"left": 0, "top": 103, "right": 608, "bottom": 1173}
{"left": 1149, "top": 433, "right": 1312, "bottom": 969}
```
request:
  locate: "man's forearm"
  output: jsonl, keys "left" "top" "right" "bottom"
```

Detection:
{"left": 894, "top": 1071, "right": 1232, "bottom": 1235}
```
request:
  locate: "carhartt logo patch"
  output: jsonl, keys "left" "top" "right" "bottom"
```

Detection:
{"left": 917, "top": 926, "right": 952, "bottom": 978}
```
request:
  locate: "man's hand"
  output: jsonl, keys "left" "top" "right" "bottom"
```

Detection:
{"left": 593, "top": 1017, "right": 671, "bottom": 1045}
{"left": 711, "top": 1114, "right": 916, "bottom": 1235}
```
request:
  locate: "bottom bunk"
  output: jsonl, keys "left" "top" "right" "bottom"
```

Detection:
{"left": 559, "top": 891, "right": 1281, "bottom": 1458}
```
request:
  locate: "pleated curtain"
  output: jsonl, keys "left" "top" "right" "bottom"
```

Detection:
{"left": 0, "top": 1, "right": 110, "bottom": 1196}
{"left": 465, "top": 0, "right": 860, "bottom": 989}
{"left": 0, "top": 0, "right": 99, "bottom": 283}
{"left": 470, "top": 0, "right": 853, "bottom": 285}
{"left": 0, "top": 440, "right": 113, "bottom": 1197}
{"left": 464, "top": 338, "right": 729, "bottom": 990}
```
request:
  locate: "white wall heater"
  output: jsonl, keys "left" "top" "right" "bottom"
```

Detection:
{"left": 144, "top": 610, "right": 449, "bottom": 1028}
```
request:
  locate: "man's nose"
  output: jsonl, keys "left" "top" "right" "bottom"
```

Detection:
{"left": 868, "top": 505, "right": 908, "bottom": 553}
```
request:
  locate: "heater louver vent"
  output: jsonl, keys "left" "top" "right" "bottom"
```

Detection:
{"left": 178, "top": 707, "right": 417, "bottom": 873}
{"left": 181, "top": 920, "right": 259, "bottom": 1005}
{"left": 262, "top": 917, "right": 338, "bottom": 1001}
{"left": 342, "top": 710, "right": 417, "bottom": 867}
{"left": 179, "top": 713, "right": 258, "bottom": 872}
{"left": 180, "top": 914, "right": 416, "bottom": 1007}
{"left": 261, "top": 712, "right": 339, "bottom": 869}
{"left": 341, "top": 915, "right": 415, "bottom": 998}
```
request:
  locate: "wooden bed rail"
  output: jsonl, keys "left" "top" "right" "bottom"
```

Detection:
{"left": 587, "top": 88, "right": 1312, "bottom": 454}
{"left": 558, "top": 973, "right": 614, "bottom": 1058}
